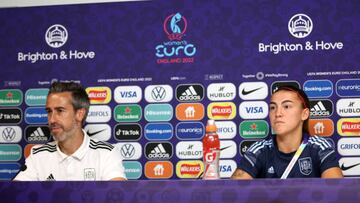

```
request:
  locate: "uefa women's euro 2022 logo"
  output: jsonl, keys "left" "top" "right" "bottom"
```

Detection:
{"left": 155, "top": 12, "right": 197, "bottom": 64}
{"left": 288, "top": 14, "right": 313, "bottom": 38}
{"left": 163, "top": 13, "right": 187, "bottom": 41}
{"left": 45, "top": 24, "right": 68, "bottom": 48}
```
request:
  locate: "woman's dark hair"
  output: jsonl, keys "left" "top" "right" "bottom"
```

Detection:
{"left": 273, "top": 85, "right": 310, "bottom": 134}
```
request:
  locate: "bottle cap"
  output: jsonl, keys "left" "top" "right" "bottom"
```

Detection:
{"left": 206, "top": 119, "right": 217, "bottom": 132}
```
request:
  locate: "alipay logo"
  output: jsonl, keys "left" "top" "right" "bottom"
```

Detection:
{"left": 45, "top": 24, "right": 68, "bottom": 48}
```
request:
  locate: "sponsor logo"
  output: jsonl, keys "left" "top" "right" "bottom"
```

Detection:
{"left": 271, "top": 81, "right": 300, "bottom": 93}
{"left": 303, "top": 80, "right": 333, "bottom": 98}
{"left": 84, "top": 124, "right": 111, "bottom": 141}
{"left": 308, "top": 119, "right": 334, "bottom": 137}
{"left": 176, "top": 141, "right": 202, "bottom": 159}
{"left": 0, "top": 144, "right": 22, "bottom": 161}
{"left": 24, "top": 144, "right": 36, "bottom": 158}
{"left": 240, "top": 120, "right": 269, "bottom": 138}
{"left": 0, "top": 126, "right": 22, "bottom": 143}
{"left": 176, "top": 160, "right": 203, "bottom": 178}
{"left": 145, "top": 142, "right": 173, "bottom": 160}
{"left": 84, "top": 168, "right": 96, "bottom": 181}
{"left": 86, "top": 105, "right": 111, "bottom": 123}
{"left": 144, "top": 123, "right": 173, "bottom": 140}
{"left": 18, "top": 24, "right": 96, "bottom": 63}
{"left": 145, "top": 85, "right": 173, "bottom": 103}
{"left": 288, "top": 14, "right": 313, "bottom": 38}
{"left": 156, "top": 13, "right": 196, "bottom": 64}
{"left": 207, "top": 102, "right": 236, "bottom": 120}
{"left": 219, "top": 160, "right": 237, "bottom": 178}
{"left": 339, "top": 157, "right": 360, "bottom": 176}
{"left": 144, "top": 104, "right": 173, "bottom": 122}
{"left": 25, "top": 107, "right": 48, "bottom": 124}
{"left": 298, "top": 157, "right": 312, "bottom": 175}
{"left": 114, "top": 123, "right": 142, "bottom": 141}
{"left": 337, "top": 138, "right": 360, "bottom": 156}
{"left": 240, "top": 140, "right": 258, "bottom": 156}
{"left": 0, "top": 89, "right": 23, "bottom": 106}
{"left": 144, "top": 161, "right": 173, "bottom": 179}
{"left": 176, "top": 122, "right": 204, "bottom": 140}
{"left": 216, "top": 121, "right": 236, "bottom": 139}
{"left": 337, "top": 118, "right": 360, "bottom": 136}
{"left": 336, "top": 98, "right": 360, "bottom": 117}
{"left": 259, "top": 14, "right": 343, "bottom": 54}
{"left": 114, "top": 86, "right": 142, "bottom": 104}
{"left": 336, "top": 79, "right": 360, "bottom": 97}
{"left": 115, "top": 142, "right": 142, "bottom": 160}
{"left": 220, "top": 140, "right": 237, "bottom": 159}
{"left": 123, "top": 161, "right": 142, "bottom": 179}
{"left": 239, "top": 101, "right": 268, "bottom": 119}
{"left": 207, "top": 83, "right": 236, "bottom": 101}
{"left": 309, "top": 100, "right": 333, "bottom": 117}
{"left": 45, "top": 24, "right": 68, "bottom": 48}
{"left": 25, "top": 89, "right": 48, "bottom": 106}
{"left": 0, "top": 163, "right": 21, "bottom": 180}
{"left": 176, "top": 103, "right": 204, "bottom": 121}
{"left": 114, "top": 104, "right": 142, "bottom": 122}
{"left": 239, "top": 82, "right": 268, "bottom": 100}
{"left": 176, "top": 84, "right": 204, "bottom": 102}
{"left": 0, "top": 108, "right": 22, "bottom": 124}
{"left": 85, "top": 87, "right": 111, "bottom": 104}
{"left": 25, "top": 126, "right": 51, "bottom": 143}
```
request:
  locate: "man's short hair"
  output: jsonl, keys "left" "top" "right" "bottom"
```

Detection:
{"left": 273, "top": 85, "right": 310, "bottom": 134}
{"left": 48, "top": 82, "right": 90, "bottom": 124}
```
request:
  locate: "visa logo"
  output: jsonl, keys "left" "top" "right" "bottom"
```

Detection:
{"left": 120, "top": 91, "right": 137, "bottom": 98}
{"left": 219, "top": 165, "right": 232, "bottom": 172}
{"left": 245, "top": 107, "right": 264, "bottom": 113}
{"left": 239, "top": 101, "right": 268, "bottom": 119}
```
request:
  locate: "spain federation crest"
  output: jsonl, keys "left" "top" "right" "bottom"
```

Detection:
{"left": 298, "top": 157, "right": 312, "bottom": 175}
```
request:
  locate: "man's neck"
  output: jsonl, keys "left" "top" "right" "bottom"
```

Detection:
{"left": 276, "top": 130, "right": 303, "bottom": 153}
{"left": 58, "top": 129, "right": 84, "bottom": 156}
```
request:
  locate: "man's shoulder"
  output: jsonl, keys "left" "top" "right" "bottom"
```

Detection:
{"left": 307, "top": 135, "right": 334, "bottom": 151}
{"left": 88, "top": 138, "right": 115, "bottom": 152}
{"left": 32, "top": 141, "right": 57, "bottom": 155}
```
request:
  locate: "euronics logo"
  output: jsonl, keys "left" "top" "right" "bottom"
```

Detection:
{"left": 336, "top": 79, "right": 360, "bottom": 97}
{"left": 0, "top": 89, "right": 23, "bottom": 106}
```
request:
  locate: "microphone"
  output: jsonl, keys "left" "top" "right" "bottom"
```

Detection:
{"left": 12, "top": 164, "right": 27, "bottom": 181}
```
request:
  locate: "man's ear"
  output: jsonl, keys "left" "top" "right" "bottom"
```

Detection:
{"left": 75, "top": 108, "right": 86, "bottom": 123}
{"left": 301, "top": 108, "right": 310, "bottom": 121}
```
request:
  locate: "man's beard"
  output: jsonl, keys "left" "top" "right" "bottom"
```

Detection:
{"left": 50, "top": 122, "right": 78, "bottom": 142}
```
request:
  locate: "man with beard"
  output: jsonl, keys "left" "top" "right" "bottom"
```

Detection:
{"left": 14, "top": 82, "right": 126, "bottom": 181}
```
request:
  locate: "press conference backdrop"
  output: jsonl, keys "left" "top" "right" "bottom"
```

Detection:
{"left": 0, "top": 0, "right": 359, "bottom": 180}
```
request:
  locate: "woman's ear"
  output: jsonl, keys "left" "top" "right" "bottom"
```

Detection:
{"left": 301, "top": 108, "right": 310, "bottom": 121}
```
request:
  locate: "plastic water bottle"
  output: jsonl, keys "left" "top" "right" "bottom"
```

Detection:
{"left": 203, "top": 120, "right": 220, "bottom": 179}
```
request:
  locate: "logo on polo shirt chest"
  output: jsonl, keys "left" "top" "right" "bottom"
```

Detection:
{"left": 84, "top": 168, "right": 96, "bottom": 180}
